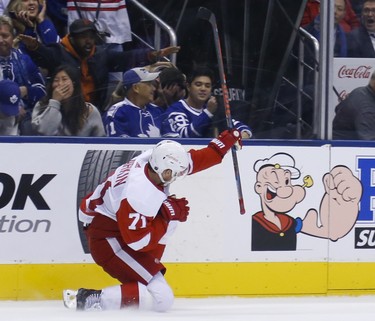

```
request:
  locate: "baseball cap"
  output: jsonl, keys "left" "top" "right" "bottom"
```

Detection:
{"left": 123, "top": 68, "right": 160, "bottom": 88}
{"left": 0, "top": 79, "right": 21, "bottom": 116}
{"left": 69, "top": 18, "right": 97, "bottom": 35}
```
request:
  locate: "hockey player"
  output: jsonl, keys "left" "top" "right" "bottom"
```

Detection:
{"left": 64, "top": 128, "right": 242, "bottom": 312}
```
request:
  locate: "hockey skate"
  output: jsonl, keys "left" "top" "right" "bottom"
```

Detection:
{"left": 63, "top": 288, "right": 103, "bottom": 311}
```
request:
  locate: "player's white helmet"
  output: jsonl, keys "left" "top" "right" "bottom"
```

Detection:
{"left": 149, "top": 140, "right": 190, "bottom": 185}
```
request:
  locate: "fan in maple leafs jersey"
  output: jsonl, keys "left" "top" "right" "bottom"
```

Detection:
{"left": 103, "top": 98, "right": 164, "bottom": 137}
{"left": 63, "top": 129, "right": 242, "bottom": 312}
{"left": 160, "top": 66, "right": 252, "bottom": 138}
{"left": 103, "top": 67, "right": 166, "bottom": 137}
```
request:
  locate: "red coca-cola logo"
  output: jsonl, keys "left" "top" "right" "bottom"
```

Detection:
{"left": 338, "top": 65, "right": 372, "bottom": 78}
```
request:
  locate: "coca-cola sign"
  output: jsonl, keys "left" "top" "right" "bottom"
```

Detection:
{"left": 338, "top": 65, "right": 372, "bottom": 79}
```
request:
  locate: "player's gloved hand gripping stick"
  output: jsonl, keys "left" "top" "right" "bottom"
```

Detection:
{"left": 160, "top": 196, "right": 190, "bottom": 222}
{"left": 197, "top": 7, "right": 246, "bottom": 214}
{"left": 209, "top": 129, "right": 242, "bottom": 157}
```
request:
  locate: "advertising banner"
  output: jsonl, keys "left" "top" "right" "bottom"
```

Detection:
{"left": 333, "top": 58, "right": 374, "bottom": 104}
{"left": 331, "top": 58, "right": 375, "bottom": 128}
{"left": 0, "top": 141, "right": 373, "bottom": 264}
{"left": 329, "top": 146, "right": 375, "bottom": 262}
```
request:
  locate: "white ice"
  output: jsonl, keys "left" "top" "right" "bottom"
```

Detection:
{"left": 1, "top": 295, "right": 375, "bottom": 321}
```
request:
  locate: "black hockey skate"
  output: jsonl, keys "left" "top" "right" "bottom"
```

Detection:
{"left": 63, "top": 288, "right": 102, "bottom": 311}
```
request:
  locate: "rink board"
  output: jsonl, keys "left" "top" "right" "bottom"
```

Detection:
{"left": 0, "top": 137, "right": 374, "bottom": 299}
{"left": 1, "top": 262, "right": 375, "bottom": 300}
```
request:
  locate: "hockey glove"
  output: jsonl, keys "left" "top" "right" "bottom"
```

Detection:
{"left": 209, "top": 129, "right": 242, "bottom": 157}
{"left": 160, "top": 197, "right": 190, "bottom": 222}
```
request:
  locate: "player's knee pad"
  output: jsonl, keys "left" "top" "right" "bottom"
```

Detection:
{"left": 147, "top": 272, "right": 174, "bottom": 312}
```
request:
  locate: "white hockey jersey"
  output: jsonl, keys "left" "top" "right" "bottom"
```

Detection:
{"left": 67, "top": 0, "right": 132, "bottom": 44}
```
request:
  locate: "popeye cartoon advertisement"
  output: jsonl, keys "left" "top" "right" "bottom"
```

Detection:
{"left": 251, "top": 152, "right": 362, "bottom": 251}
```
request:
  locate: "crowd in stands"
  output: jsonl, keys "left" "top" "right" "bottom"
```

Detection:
{"left": 0, "top": 0, "right": 373, "bottom": 140}
{"left": 0, "top": 0, "right": 252, "bottom": 138}
{"left": 301, "top": 0, "right": 375, "bottom": 59}
{"left": 333, "top": 69, "right": 375, "bottom": 140}
{"left": 299, "top": 0, "right": 375, "bottom": 140}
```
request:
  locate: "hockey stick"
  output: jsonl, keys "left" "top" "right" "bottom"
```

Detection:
{"left": 197, "top": 7, "right": 246, "bottom": 215}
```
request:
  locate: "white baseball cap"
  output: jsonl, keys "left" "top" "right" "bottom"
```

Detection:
{"left": 123, "top": 67, "right": 160, "bottom": 88}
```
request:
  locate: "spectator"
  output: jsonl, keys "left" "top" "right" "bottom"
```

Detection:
{"left": 304, "top": 0, "right": 349, "bottom": 57}
{"left": 333, "top": 71, "right": 375, "bottom": 140}
{"left": 341, "top": 0, "right": 361, "bottom": 31}
{"left": 347, "top": 0, "right": 375, "bottom": 57}
{"left": 301, "top": 0, "right": 321, "bottom": 27}
{"left": 334, "top": 0, "right": 350, "bottom": 57}
{"left": 67, "top": 0, "right": 132, "bottom": 100}
{"left": 342, "top": 0, "right": 361, "bottom": 31}
{"left": 45, "top": 0, "right": 67, "bottom": 38}
{"left": 105, "top": 62, "right": 185, "bottom": 110}
{"left": 19, "top": 18, "right": 180, "bottom": 112}
{"left": 0, "top": 79, "right": 21, "bottom": 135}
{"left": 152, "top": 66, "right": 187, "bottom": 111}
{"left": 67, "top": 0, "right": 131, "bottom": 46}
{"left": 301, "top": 0, "right": 360, "bottom": 32}
{"left": 31, "top": 64, "right": 105, "bottom": 136}
{"left": 147, "top": 66, "right": 187, "bottom": 137}
{"left": 103, "top": 67, "right": 168, "bottom": 138}
{"left": 0, "top": 15, "right": 46, "bottom": 135}
{"left": 6, "top": 0, "right": 60, "bottom": 48}
{"left": 161, "top": 66, "right": 252, "bottom": 138}
{"left": 63, "top": 129, "right": 242, "bottom": 312}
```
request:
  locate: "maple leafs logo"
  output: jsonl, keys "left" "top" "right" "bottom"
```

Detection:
{"left": 9, "top": 94, "right": 18, "bottom": 104}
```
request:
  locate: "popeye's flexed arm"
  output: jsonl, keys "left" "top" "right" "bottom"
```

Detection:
{"left": 302, "top": 166, "right": 362, "bottom": 240}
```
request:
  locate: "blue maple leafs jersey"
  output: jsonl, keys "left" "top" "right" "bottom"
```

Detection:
{"left": 161, "top": 99, "right": 252, "bottom": 138}
{"left": 103, "top": 98, "right": 162, "bottom": 137}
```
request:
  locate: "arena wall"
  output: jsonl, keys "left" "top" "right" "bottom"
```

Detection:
{"left": 0, "top": 137, "right": 374, "bottom": 300}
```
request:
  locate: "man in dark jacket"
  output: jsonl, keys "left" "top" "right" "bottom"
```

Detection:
{"left": 347, "top": 0, "right": 375, "bottom": 57}
{"left": 19, "top": 18, "right": 179, "bottom": 112}
{"left": 333, "top": 71, "right": 375, "bottom": 140}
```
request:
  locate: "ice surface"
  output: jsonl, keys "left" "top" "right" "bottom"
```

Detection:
{"left": 1, "top": 295, "right": 375, "bottom": 321}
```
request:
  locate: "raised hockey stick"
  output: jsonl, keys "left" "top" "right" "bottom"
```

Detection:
{"left": 197, "top": 7, "right": 246, "bottom": 215}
